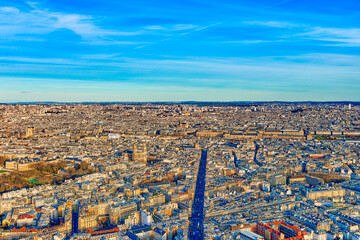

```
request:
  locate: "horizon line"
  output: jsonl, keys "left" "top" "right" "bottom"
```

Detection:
{"left": 1, "top": 100, "right": 359, "bottom": 105}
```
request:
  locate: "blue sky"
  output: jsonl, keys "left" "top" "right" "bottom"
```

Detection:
{"left": 0, "top": 0, "right": 359, "bottom": 102}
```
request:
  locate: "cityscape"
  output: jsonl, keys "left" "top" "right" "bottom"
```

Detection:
{"left": 1, "top": 0, "right": 360, "bottom": 239}
{"left": 0, "top": 102, "right": 359, "bottom": 240}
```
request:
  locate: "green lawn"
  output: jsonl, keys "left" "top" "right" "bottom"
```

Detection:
{"left": 27, "top": 178, "right": 39, "bottom": 184}
{"left": 313, "top": 135, "right": 325, "bottom": 140}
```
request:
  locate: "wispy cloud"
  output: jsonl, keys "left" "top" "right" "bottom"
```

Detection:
{"left": 0, "top": 2, "right": 142, "bottom": 43}
{"left": 284, "top": 53, "right": 360, "bottom": 65}
{"left": 1, "top": 54, "right": 360, "bottom": 84}
{"left": 144, "top": 24, "right": 198, "bottom": 31}
{"left": 242, "top": 21, "right": 300, "bottom": 28}
{"left": 135, "top": 20, "right": 223, "bottom": 49}
{"left": 241, "top": 20, "right": 360, "bottom": 46}
{"left": 223, "top": 40, "right": 283, "bottom": 44}
{"left": 0, "top": 56, "right": 79, "bottom": 65}
{"left": 299, "top": 27, "right": 360, "bottom": 45}
{"left": 0, "top": 6, "right": 20, "bottom": 14}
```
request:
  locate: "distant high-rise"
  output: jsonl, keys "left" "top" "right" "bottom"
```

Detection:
{"left": 349, "top": 104, "right": 352, "bottom": 110}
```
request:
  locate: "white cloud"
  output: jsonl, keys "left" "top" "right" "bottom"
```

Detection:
{"left": 144, "top": 24, "right": 198, "bottom": 31}
{"left": 242, "top": 21, "right": 299, "bottom": 28}
{"left": 241, "top": 20, "right": 360, "bottom": 46}
{"left": 300, "top": 27, "right": 360, "bottom": 45}
{"left": 0, "top": 6, "right": 20, "bottom": 14}
{"left": 172, "top": 24, "right": 198, "bottom": 31}
{"left": 284, "top": 53, "right": 360, "bottom": 65}
{"left": 145, "top": 25, "right": 166, "bottom": 31}
{"left": 0, "top": 56, "right": 79, "bottom": 65}
{"left": 0, "top": 2, "right": 142, "bottom": 42}
{"left": 223, "top": 40, "right": 283, "bottom": 44}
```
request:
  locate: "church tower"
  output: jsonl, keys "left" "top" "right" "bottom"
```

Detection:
{"left": 132, "top": 143, "right": 147, "bottom": 163}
